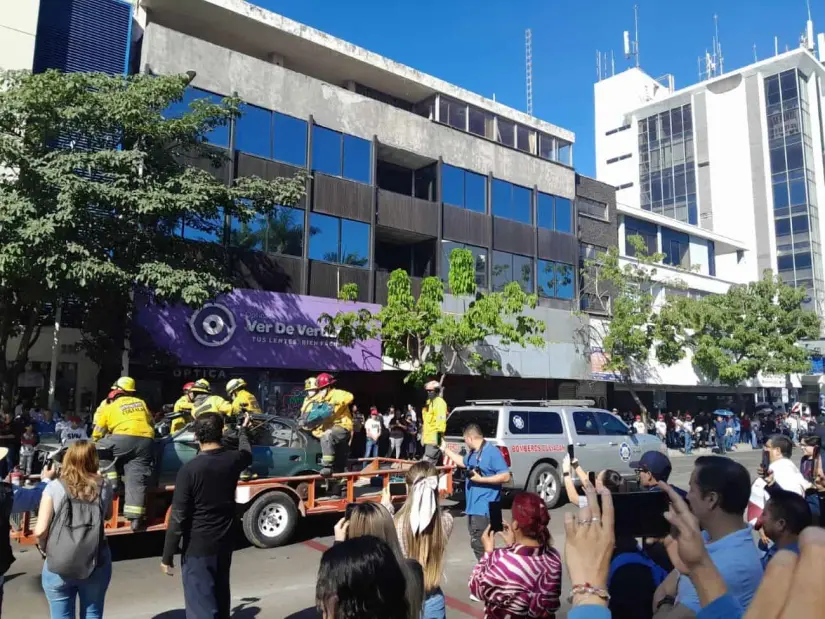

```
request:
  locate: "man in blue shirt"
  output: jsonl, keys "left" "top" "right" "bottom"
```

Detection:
{"left": 714, "top": 415, "right": 728, "bottom": 454}
{"left": 441, "top": 423, "right": 511, "bottom": 561}
{"left": 630, "top": 451, "right": 687, "bottom": 498}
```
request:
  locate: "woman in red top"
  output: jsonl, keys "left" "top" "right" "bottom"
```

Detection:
{"left": 469, "top": 492, "right": 562, "bottom": 618}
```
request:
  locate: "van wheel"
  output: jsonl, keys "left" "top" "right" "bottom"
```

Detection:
{"left": 527, "top": 463, "right": 562, "bottom": 508}
{"left": 242, "top": 492, "right": 299, "bottom": 549}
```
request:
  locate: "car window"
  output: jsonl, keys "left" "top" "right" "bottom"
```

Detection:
{"left": 597, "top": 412, "right": 629, "bottom": 436}
{"left": 446, "top": 409, "right": 499, "bottom": 438}
{"left": 528, "top": 411, "right": 563, "bottom": 434}
{"left": 509, "top": 412, "right": 529, "bottom": 434}
{"left": 573, "top": 411, "right": 600, "bottom": 436}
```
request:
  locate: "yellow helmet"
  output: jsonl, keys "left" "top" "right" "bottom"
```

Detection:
{"left": 304, "top": 377, "right": 318, "bottom": 392}
{"left": 115, "top": 377, "right": 136, "bottom": 392}
{"left": 189, "top": 378, "right": 211, "bottom": 394}
{"left": 226, "top": 378, "right": 246, "bottom": 396}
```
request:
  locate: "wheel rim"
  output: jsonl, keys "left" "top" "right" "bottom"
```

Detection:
{"left": 258, "top": 504, "right": 289, "bottom": 538}
{"left": 536, "top": 472, "right": 557, "bottom": 504}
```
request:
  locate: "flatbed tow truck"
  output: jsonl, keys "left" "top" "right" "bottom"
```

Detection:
{"left": 11, "top": 457, "right": 454, "bottom": 549}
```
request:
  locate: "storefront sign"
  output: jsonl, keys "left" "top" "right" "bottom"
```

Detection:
{"left": 135, "top": 291, "right": 382, "bottom": 372}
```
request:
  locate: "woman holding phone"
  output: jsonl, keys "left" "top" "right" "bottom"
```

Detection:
{"left": 800, "top": 436, "right": 825, "bottom": 523}
{"left": 469, "top": 491, "right": 562, "bottom": 618}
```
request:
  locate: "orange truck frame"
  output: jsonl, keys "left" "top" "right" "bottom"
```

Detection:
{"left": 11, "top": 458, "right": 454, "bottom": 549}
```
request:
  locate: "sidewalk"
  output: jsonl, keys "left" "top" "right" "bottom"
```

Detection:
{"left": 666, "top": 444, "right": 760, "bottom": 458}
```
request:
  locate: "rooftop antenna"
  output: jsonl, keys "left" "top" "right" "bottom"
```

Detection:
{"left": 596, "top": 50, "right": 601, "bottom": 81}
{"left": 623, "top": 4, "right": 640, "bottom": 67}
{"left": 804, "top": 0, "right": 815, "bottom": 51}
{"left": 775, "top": 35, "right": 779, "bottom": 55}
{"left": 753, "top": 43, "right": 758, "bottom": 62}
{"left": 714, "top": 14, "right": 724, "bottom": 74}
{"left": 525, "top": 28, "right": 533, "bottom": 115}
{"left": 611, "top": 50, "right": 616, "bottom": 76}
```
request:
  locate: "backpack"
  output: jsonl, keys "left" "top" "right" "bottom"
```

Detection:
{"left": 45, "top": 480, "right": 105, "bottom": 580}
{"left": 300, "top": 401, "right": 334, "bottom": 430}
{"left": 608, "top": 550, "right": 669, "bottom": 589}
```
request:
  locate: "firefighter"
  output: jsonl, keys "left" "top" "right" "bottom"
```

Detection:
{"left": 300, "top": 376, "right": 319, "bottom": 417}
{"left": 93, "top": 376, "right": 155, "bottom": 531}
{"left": 170, "top": 382, "right": 195, "bottom": 433}
{"left": 421, "top": 380, "right": 447, "bottom": 464}
{"left": 225, "top": 378, "right": 262, "bottom": 416}
{"left": 307, "top": 373, "right": 353, "bottom": 478}
{"left": 186, "top": 379, "right": 233, "bottom": 417}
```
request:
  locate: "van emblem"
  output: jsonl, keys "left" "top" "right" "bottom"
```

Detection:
{"left": 619, "top": 442, "right": 632, "bottom": 462}
{"left": 512, "top": 415, "right": 525, "bottom": 430}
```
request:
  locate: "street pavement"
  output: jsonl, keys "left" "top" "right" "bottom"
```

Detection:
{"left": 4, "top": 447, "right": 764, "bottom": 618}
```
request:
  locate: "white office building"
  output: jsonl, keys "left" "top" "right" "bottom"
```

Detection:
{"left": 593, "top": 44, "right": 825, "bottom": 409}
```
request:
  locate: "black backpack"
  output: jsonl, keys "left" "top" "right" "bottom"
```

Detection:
{"left": 45, "top": 480, "right": 105, "bottom": 579}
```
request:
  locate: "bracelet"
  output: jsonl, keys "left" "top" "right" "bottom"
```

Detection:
{"left": 568, "top": 583, "right": 610, "bottom": 604}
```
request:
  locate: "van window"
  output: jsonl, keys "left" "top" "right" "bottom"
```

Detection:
{"left": 529, "top": 411, "right": 563, "bottom": 434}
{"left": 509, "top": 412, "right": 529, "bottom": 434}
{"left": 573, "top": 411, "right": 600, "bottom": 436}
{"left": 446, "top": 409, "right": 499, "bottom": 438}
{"left": 597, "top": 412, "right": 629, "bottom": 436}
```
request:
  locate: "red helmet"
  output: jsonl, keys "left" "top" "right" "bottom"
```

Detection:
{"left": 182, "top": 382, "right": 195, "bottom": 392}
{"left": 316, "top": 373, "right": 336, "bottom": 389}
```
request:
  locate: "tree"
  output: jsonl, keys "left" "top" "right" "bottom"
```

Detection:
{"left": 578, "top": 236, "right": 687, "bottom": 417}
{"left": 320, "top": 248, "right": 546, "bottom": 386}
{"left": 0, "top": 69, "right": 307, "bottom": 408}
{"left": 675, "top": 271, "right": 820, "bottom": 407}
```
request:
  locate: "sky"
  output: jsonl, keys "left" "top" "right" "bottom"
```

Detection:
{"left": 254, "top": 0, "right": 822, "bottom": 177}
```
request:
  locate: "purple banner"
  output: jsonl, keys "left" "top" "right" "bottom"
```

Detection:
{"left": 135, "top": 291, "right": 382, "bottom": 372}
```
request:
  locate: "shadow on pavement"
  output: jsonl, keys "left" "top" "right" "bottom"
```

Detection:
{"left": 152, "top": 600, "right": 261, "bottom": 619}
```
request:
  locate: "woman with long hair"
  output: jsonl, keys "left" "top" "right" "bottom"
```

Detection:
{"left": 334, "top": 502, "right": 424, "bottom": 619}
{"left": 469, "top": 491, "right": 562, "bottom": 618}
{"left": 800, "top": 436, "right": 825, "bottom": 524}
{"left": 34, "top": 441, "right": 114, "bottom": 619}
{"left": 393, "top": 461, "right": 453, "bottom": 619}
{"left": 562, "top": 454, "right": 625, "bottom": 506}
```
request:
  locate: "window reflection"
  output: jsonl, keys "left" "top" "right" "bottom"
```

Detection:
{"left": 492, "top": 179, "right": 532, "bottom": 224}
{"left": 537, "top": 260, "right": 574, "bottom": 299}
{"left": 441, "top": 241, "right": 488, "bottom": 289}
{"left": 181, "top": 210, "right": 224, "bottom": 244}
{"left": 311, "top": 126, "right": 342, "bottom": 177}
{"left": 443, "top": 164, "right": 486, "bottom": 212}
{"left": 236, "top": 103, "right": 272, "bottom": 159}
{"left": 312, "top": 125, "right": 372, "bottom": 183}
{"left": 308, "top": 213, "right": 369, "bottom": 268}
{"left": 230, "top": 206, "right": 304, "bottom": 257}
{"left": 274, "top": 112, "right": 307, "bottom": 167}
{"left": 164, "top": 87, "right": 229, "bottom": 148}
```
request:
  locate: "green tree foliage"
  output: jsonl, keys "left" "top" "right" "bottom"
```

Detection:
{"left": 580, "top": 236, "right": 687, "bottom": 416}
{"left": 0, "top": 70, "right": 306, "bottom": 405}
{"left": 675, "top": 272, "right": 820, "bottom": 394}
{"left": 321, "top": 248, "right": 546, "bottom": 386}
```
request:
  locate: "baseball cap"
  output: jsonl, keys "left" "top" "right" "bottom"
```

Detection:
{"left": 629, "top": 451, "right": 672, "bottom": 482}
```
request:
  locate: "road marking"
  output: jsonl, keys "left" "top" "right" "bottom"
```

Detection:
{"left": 303, "top": 539, "right": 484, "bottom": 617}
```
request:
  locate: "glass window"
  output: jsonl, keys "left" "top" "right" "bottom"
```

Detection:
{"left": 165, "top": 87, "right": 229, "bottom": 148}
{"left": 308, "top": 213, "right": 340, "bottom": 263}
{"left": 512, "top": 184, "right": 532, "bottom": 224}
{"left": 775, "top": 218, "right": 792, "bottom": 236}
{"left": 777, "top": 254, "right": 794, "bottom": 271}
{"left": 440, "top": 241, "right": 460, "bottom": 281}
{"left": 537, "top": 260, "right": 556, "bottom": 298}
{"left": 496, "top": 118, "right": 515, "bottom": 147}
{"left": 790, "top": 175, "right": 807, "bottom": 206}
{"left": 492, "top": 179, "right": 531, "bottom": 224}
{"left": 786, "top": 140, "right": 804, "bottom": 171}
{"left": 340, "top": 219, "right": 369, "bottom": 267}
{"left": 492, "top": 179, "right": 511, "bottom": 219}
{"left": 273, "top": 112, "right": 307, "bottom": 167}
{"left": 537, "top": 193, "right": 554, "bottom": 229}
{"left": 708, "top": 240, "right": 716, "bottom": 277}
{"left": 492, "top": 251, "right": 512, "bottom": 292}
{"left": 442, "top": 241, "right": 488, "bottom": 289}
{"left": 513, "top": 254, "right": 533, "bottom": 293}
{"left": 573, "top": 411, "right": 600, "bottom": 436}
{"left": 516, "top": 126, "right": 535, "bottom": 154}
{"left": 182, "top": 211, "right": 224, "bottom": 243}
{"left": 766, "top": 75, "right": 781, "bottom": 106}
{"left": 236, "top": 103, "right": 272, "bottom": 158}
{"left": 539, "top": 134, "right": 555, "bottom": 160}
{"left": 343, "top": 135, "right": 371, "bottom": 184}
{"left": 230, "top": 212, "right": 266, "bottom": 252}
{"left": 578, "top": 197, "right": 608, "bottom": 220}
{"left": 557, "top": 141, "right": 572, "bottom": 166}
{"left": 468, "top": 107, "right": 494, "bottom": 139}
{"left": 773, "top": 180, "right": 790, "bottom": 210}
{"left": 795, "top": 252, "right": 812, "bottom": 269}
{"left": 446, "top": 409, "right": 499, "bottom": 438}
{"left": 528, "top": 411, "right": 563, "bottom": 434}
{"left": 311, "top": 125, "right": 342, "bottom": 177}
{"left": 231, "top": 206, "right": 304, "bottom": 257}
{"left": 555, "top": 263, "right": 574, "bottom": 299}
{"left": 509, "top": 412, "right": 529, "bottom": 434}
{"left": 597, "top": 412, "right": 629, "bottom": 436}
{"left": 442, "top": 164, "right": 465, "bottom": 208}
{"left": 554, "top": 197, "right": 572, "bottom": 233}
{"left": 439, "top": 97, "right": 467, "bottom": 130}
{"left": 465, "top": 171, "right": 487, "bottom": 213}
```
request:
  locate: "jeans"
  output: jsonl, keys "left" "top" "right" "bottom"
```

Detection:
{"left": 684, "top": 433, "right": 693, "bottom": 455}
{"left": 422, "top": 589, "right": 446, "bottom": 619}
{"left": 752, "top": 431, "right": 759, "bottom": 449}
{"left": 42, "top": 548, "right": 112, "bottom": 619}
{"left": 364, "top": 439, "right": 378, "bottom": 459}
{"left": 468, "top": 515, "right": 489, "bottom": 561}
{"left": 741, "top": 430, "right": 751, "bottom": 445}
{"left": 182, "top": 552, "right": 233, "bottom": 619}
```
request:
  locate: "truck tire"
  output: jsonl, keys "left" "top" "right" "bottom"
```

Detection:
{"left": 526, "top": 462, "right": 562, "bottom": 509}
{"left": 242, "top": 491, "right": 299, "bottom": 549}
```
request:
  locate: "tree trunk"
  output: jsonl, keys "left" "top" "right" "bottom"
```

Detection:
{"left": 626, "top": 377, "right": 649, "bottom": 422}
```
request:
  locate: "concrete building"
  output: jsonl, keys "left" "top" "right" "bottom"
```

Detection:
{"left": 593, "top": 43, "right": 825, "bottom": 410}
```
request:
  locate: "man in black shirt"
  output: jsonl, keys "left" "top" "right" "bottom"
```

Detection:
{"left": 161, "top": 412, "right": 252, "bottom": 619}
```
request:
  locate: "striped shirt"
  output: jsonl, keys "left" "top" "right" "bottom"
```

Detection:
{"left": 469, "top": 543, "right": 562, "bottom": 619}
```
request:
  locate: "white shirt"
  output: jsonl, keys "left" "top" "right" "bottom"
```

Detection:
{"left": 683, "top": 421, "right": 694, "bottom": 435}
{"left": 365, "top": 418, "right": 383, "bottom": 441}
{"left": 61, "top": 425, "right": 89, "bottom": 445}
{"left": 382, "top": 413, "right": 393, "bottom": 429}
{"left": 407, "top": 408, "right": 417, "bottom": 423}
{"left": 633, "top": 421, "right": 646, "bottom": 434}
{"left": 655, "top": 421, "right": 667, "bottom": 437}
{"left": 769, "top": 457, "right": 811, "bottom": 496}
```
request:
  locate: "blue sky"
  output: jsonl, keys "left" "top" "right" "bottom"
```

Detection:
{"left": 256, "top": 0, "right": 820, "bottom": 177}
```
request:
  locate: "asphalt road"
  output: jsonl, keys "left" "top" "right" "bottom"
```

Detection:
{"left": 4, "top": 447, "right": 764, "bottom": 618}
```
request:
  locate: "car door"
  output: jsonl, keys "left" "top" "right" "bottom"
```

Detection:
{"left": 570, "top": 410, "right": 612, "bottom": 474}
{"left": 595, "top": 411, "right": 640, "bottom": 476}
{"left": 251, "top": 420, "right": 311, "bottom": 478}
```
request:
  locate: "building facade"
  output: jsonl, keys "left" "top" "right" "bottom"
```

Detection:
{"left": 594, "top": 46, "right": 825, "bottom": 410}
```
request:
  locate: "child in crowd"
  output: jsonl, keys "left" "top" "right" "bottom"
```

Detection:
{"left": 759, "top": 488, "right": 812, "bottom": 567}
{"left": 19, "top": 423, "right": 38, "bottom": 475}
{"left": 60, "top": 416, "right": 89, "bottom": 445}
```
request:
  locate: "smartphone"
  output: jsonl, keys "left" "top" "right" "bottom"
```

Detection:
{"left": 568, "top": 444, "right": 575, "bottom": 459}
{"left": 345, "top": 502, "right": 357, "bottom": 521}
{"left": 588, "top": 471, "right": 597, "bottom": 486}
{"left": 760, "top": 450, "right": 771, "bottom": 474}
{"left": 600, "top": 491, "right": 670, "bottom": 538}
{"left": 488, "top": 501, "right": 503, "bottom": 533}
{"left": 389, "top": 482, "right": 406, "bottom": 497}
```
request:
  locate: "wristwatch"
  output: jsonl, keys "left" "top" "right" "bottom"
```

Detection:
{"left": 656, "top": 596, "right": 676, "bottom": 611}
